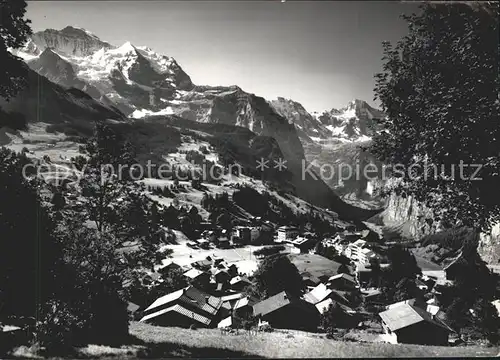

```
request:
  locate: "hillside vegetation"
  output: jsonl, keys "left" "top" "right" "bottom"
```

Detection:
{"left": 14, "top": 322, "right": 496, "bottom": 359}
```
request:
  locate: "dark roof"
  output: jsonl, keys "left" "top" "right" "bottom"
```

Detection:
{"left": 253, "top": 291, "right": 292, "bottom": 317}
{"left": 144, "top": 286, "right": 222, "bottom": 317}
{"left": 301, "top": 271, "right": 321, "bottom": 285}
{"left": 128, "top": 302, "right": 141, "bottom": 313}
{"left": 140, "top": 304, "right": 211, "bottom": 325}
{"left": 303, "top": 283, "right": 333, "bottom": 304}
{"left": 328, "top": 273, "right": 356, "bottom": 284}
{"left": 379, "top": 303, "right": 454, "bottom": 333}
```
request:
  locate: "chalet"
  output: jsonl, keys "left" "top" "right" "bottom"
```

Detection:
{"left": 327, "top": 273, "right": 357, "bottom": 291}
{"left": 227, "top": 264, "right": 238, "bottom": 277}
{"left": 214, "top": 269, "right": 231, "bottom": 284}
{"left": 184, "top": 268, "right": 210, "bottom": 289}
{"left": 385, "top": 298, "right": 427, "bottom": 311}
{"left": 301, "top": 272, "right": 322, "bottom": 287}
{"left": 232, "top": 296, "right": 254, "bottom": 317}
{"left": 432, "top": 278, "right": 454, "bottom": 295}
{"left": 191, "top": 259, "right": 212, "bottom": 271}
{"left": 156, "top": 259, "right": 184, "bottom": 274}
{"left": 303, "top": 283, "right": 333, "bottom": 305}
{"left": 330, "top": 289, "right": 354, "bottom": 307}
{"left": 379, "top": 303, "right": 454, "bottom": 345}
{"left": 221, "top": 292, "right": 246, "bottom": 304}
{"left": 140, "top": 286, "right": 223, "bottom": 328}
{"left": 277, "top": 226, "right": 299, "bottom": 243}
{"left": 212, "top": 282, "right": 229, "bottom": 295}
{"left": 218, "top": 297, "right": 255, "bottom": 329}
{"left": 289, "top": 236, "right": 315, "bottom": 254}
{"left": 253, "top": 291, "right": 319, "bottom": 331}
{"left": 217, "top": 316, "right": 233, "bottom": 329}
{"left": 233, "top": 226, "right": 251, "bottom": 244}
{"left": 217, "top": 238, "right": 230, "bottom": 249}
{"left": 221, "top": 293, "right": 255, "bottom": 318}
{"left": 362, "top": 288, "right": 384, "bottom": 304}
{"left": 257, "top": 224, "right": 275, "bottom": 244}
{"left": 427, "top": 304, "right": 440, "bottom": 316}
{"left": 315, "top": 298, "right": 355, "bottom": 316}
{"left": 230, "top": 276, "right": 252, "bottom": 292}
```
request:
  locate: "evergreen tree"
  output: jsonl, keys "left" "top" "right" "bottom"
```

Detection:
{"left": 250, "top": 254, "right": 305, "bottom": 299}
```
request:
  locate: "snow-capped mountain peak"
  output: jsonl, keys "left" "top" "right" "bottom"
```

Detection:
{"left": 114, "top": 41, "right": 137, "bottom": 55}
{"left": 31, "top": 26, "right": 113, "bottom": 57}
{"left": 269, "top": 97, "right": 333, "bottom": 141}
{"left": 314, "top": 99, "right": 385, "bottom": 142}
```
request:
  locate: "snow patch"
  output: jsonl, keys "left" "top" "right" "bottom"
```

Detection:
{"left": 130, "top": 107, "right": 174, "bottom": 119}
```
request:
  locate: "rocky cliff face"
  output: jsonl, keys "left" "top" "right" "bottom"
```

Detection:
{"left": 368, "top": 179, "right": 500, "bottom": 264}
{"left": 478, "top": 223, "right": 500, "bottom": 263}
{"left": 269, "top": 97, "right": 332, "bottom": 141}
{"left": 316, "top": 99, "right": 385, "bottom": 141}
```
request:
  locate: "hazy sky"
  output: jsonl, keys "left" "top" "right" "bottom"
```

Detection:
{"left": 27, "top": 1, "right": 419, "bottom": 112}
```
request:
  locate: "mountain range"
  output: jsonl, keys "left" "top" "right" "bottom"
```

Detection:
{"left": 7, "top": 25, "right": 383, "bottom": 221}
{"left": 14, "top": 26, "right": 386, "bottom": 143}
{"left": 5, "top": 25, "right": 499, "bottom": 262}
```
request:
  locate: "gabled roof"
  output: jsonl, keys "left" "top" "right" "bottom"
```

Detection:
{"left": 217, "top": 316, "right": 232, "bottom": 328}
{"left": 221, "top": 293, "right": 245, "bottom": 302}
{"left": 328, "top": 273, "right": 356, "bottom": 284}
{"left": 379, "top": 303, "right": 453, "bottom": 332}
{"left": 303, "top": 283, "right": 332, "bottom": 304}
{"left": 144, "top": 288, "right": 185, "bottom": 312}
{"left": 386, "top": 298, "right": 419, "bottom": 310}
{"left": 315, "top": 298, "right": 334, "bottom": 314}
{"left": 184, "top": 268, "right": 206, "bottom": 279}
{"left": 253, "top": 291, "right": 292, "bottom": 317}
{"left": 144, "top": 286, "right": 222, "bottom": 317}
{"left": 301, "top": 271, "right": 321, "bottom": 285}
{"left": 157, "top": 259, "right": 182, "bottom": 271}
{"left": 230, "top": 276, "right": 251, "bottom": 286}
{"left": 315, "top": 298, "right": 354, "bottom": 315}
{"left": 352, "top": 239, "right": 367, "bottom": 247}
{"left": 292, "top": 237, "right": 310, "bottom": 246}
{"left": 278, "top": 226, "right": 298, "bottom": 231}
{"left": 234, "top": 297, "right": 250, "bottom": 310}
{"left": 427, "top": 304, "right": 440, "bottom": 316}
{"left": 140, "top": 304, "right": 211, "bottom": 325}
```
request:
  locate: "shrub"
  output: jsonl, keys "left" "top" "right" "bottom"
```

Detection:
{"left": 253, "top": 245, "right": 285, "bottom": 257}
{"left": 36, "top": 300, "right": 88, "bottom": 353}
{"left": 71, "top": 155, "right": 87, "bottom": 171}
{"left": 0, "top": 109, "right": 27, "bottom": 130}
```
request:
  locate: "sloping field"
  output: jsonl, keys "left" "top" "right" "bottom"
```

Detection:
{"left": 29, "top": 322, "right": 496, "bottom": 359}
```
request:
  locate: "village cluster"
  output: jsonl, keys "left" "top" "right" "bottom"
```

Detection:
{"left": 129, "top": 219, "right": 477, "bottom": 347}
